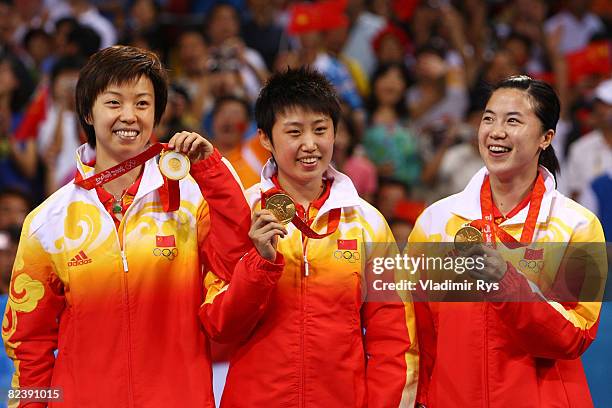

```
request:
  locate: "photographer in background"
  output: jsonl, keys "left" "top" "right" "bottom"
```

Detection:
{"left": 204, "top": 3, "right": 269, "bottom": 102}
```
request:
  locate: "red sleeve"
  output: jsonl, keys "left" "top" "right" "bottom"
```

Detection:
{"left": 199, "top": 248, "right": 283, "bottom": 342}
{"left": 487, "top": 263, "right": 601, "bottom": 360}
{"left": 2, "top": 228, "right": 65, "bottom": 408}
{"left": 362, "top": 256, "right": 415, "bottom": 408}
{"left": 191, "top": 149, "right": 253, "bottom": 281}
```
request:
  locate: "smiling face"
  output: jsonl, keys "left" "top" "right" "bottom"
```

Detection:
{"left": 260, "top": 106, "right": 334, "bottom": 189}
{"left": 87, "top": 75, "right": 155, "bottom": 167}
{"left": 478, "top": 88, "right": 553, "bottom": 182}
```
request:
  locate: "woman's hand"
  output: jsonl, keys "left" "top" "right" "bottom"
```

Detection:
{"left": 167, "top": 131, "right": 214, "bottom": 162}
{"left": 463, "top": 244, "right": 508, "bottom": 283}
{"left": 249, "top": 210, "right": 287, "bottom": 262}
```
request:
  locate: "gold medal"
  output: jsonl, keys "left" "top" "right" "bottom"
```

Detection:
{"left": 159, "top": 151, "right": 190, "bottom": 180}
{"left": 264, "top": 193, "right": 296, "bottom": 225}
{"left": 454, "top": 225, "right": 483, "bottom": 252}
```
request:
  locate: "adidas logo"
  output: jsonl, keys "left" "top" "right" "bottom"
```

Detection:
{"left": 67, "top": 250, "right": 93, "bottom": 267}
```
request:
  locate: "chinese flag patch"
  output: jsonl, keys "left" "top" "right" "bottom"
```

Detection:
{"left": 156, "top": 235, "right": 176, "bottom": 247}
{"left": 337, "top": 239, "right": 357, "bottom": 250}
{"left": 524, "top": 248, "right": 544, "bottom": 260}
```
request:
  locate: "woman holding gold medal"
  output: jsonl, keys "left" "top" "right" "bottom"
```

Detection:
{"left": 2, "top": 46, "right": 255, "bottom": 407}
{"left": 199, "top": 67, "right": 418, "bottom": 407}
{"left": 408, "top": 76, "right": 607, "bottom": 407}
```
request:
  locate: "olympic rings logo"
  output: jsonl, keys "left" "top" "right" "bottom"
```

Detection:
{"left": 153, "top": 247, "right": 179, "bottom": 260}
{"left": 334, "top": 250, "right": 360, "bottom": 263}
{"left": 519, "top": 259, "right": 543, "bottom": 272}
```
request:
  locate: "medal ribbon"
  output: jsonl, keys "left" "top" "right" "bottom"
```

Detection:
{"left": 74, "top": 143, "right": 181, "bottom": 211}
{"left": 471, "top": 173, "right": 546, "bottom": 248}
{"left": 261, "top": 188, "right": 341, "bottom": 239}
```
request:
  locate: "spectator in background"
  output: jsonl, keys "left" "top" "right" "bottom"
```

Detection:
{"left": 332, "top": 114, "right": 377, "bottom": 202}
{"left": 322, "top": 9, "right": 370, "bottom": 99}
{"left": 371, "top": 23, "right": 412, "bottom": 68}
{"left": 375, "top": 177, "right": 409, "bottom": 222}
{"left": 47, "top": 0, "right": 117, "bottom": 49}
{"left": 0, "top": 53, "right": 37, "bottom": 196}
{"left": 21, "top": 28, "right": 52, "bottom": 83}
{"left": 545, "top": 0, "right": 605, "bottom": 55}
{"left": 121, "top": 0, "right": 168, "bottom": 61}
{"left": 342, "top": 0, "right": 387, "bottom": 77}
{"left": 0, "top": 187, "right": 31, "bottom": 230}
{"left": 364, "top": 63, "right": 421, "bottom": 188}
{"left": 283, "top": 1, "right": 366, "bottom": 135}
{"left": 157, "top": 83, "right": 200, "bottom": 142}
{"left": 421, "top": 104, "right": 484, "bottom": 202}
{"left": 407, "top": 44, "right": 468, "bottom": 138}
{"left": 204, "top": 3, "right": 268, "bottom": 102}
{"left": 0, "top": 2, "right": 37, "bottom": 117}
{"left": 565, "top": 77, "right": 612, "bottom": 207}
{"left": 11, "top": 56, "right": 84, "bottom": 196}
{"left": 241, "top": 0, "right": 285, "bottom": 71}
{"left": 209, "top": 95, "right": 261, "bottom": 188}
{"left": 172, "top": 29, "right": 214, "bottom": 124}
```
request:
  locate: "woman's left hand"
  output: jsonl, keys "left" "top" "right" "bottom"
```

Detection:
{"left": 167, "top": 131, "right": 214, "bottom": 162}
{"left": 464, "top": 244, "right": 508, "bottom": 283}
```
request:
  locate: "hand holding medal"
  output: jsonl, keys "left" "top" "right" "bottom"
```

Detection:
{"left": 249, "top": 209, "right": 288, "bottom": 262}
{"left": 162, "top": 131, "right": 214, "bottom": 179}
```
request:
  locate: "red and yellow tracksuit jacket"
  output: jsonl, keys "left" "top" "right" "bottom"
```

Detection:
{"left": 2, "top": 144, "right": 253, "bottom": 408}
{"left": 201, "top": 161, "right": 418, "bottom": 407}
{"left": 408, "top": 167, "right": 607, "bottom": 407}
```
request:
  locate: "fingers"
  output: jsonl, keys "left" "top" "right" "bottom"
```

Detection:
{"left": 250, "top": 210, "right": 288, "bottom": 237}
{"left": 167, "top": 131, "right": 214, "bottom": 161}
{"left": 464, "top": 244, "right": 507, "bottom": 283}
{"left": 249, "top": 209, "right": 289, "bottom": 262}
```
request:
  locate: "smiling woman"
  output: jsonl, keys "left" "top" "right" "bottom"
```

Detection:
{"left": 407, "top": 75, "right": 607, "bottom": 407}
{"left": 1, "top": 45, "right": 255, "bottom": 408}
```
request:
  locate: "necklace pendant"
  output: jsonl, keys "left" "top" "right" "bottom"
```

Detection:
{"left": 112, "top": 202, "right": 123, "bottom": 213}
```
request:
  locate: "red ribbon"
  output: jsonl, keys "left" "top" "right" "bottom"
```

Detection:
{"left": 74, "top": 143, "right": 180, "bottom": 212}
{"left": 472, "top": 172, "right": 546, "bottom": 249}
{"left": 261, "top": 188, "right": 341, "bottom": 239}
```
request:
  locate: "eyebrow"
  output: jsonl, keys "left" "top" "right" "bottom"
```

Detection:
{"left": 282, "top": 118, "right": 330, "bottom": 127}
{"left": 102, "top": 91, "right": 153, "bottom": 98}
{"left": 484, "top": 109, "right": 523, "bottom": 116}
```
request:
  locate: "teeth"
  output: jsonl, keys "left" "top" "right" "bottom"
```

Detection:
{"left": 115, "top": 130, "right": 138, "bottom": 138}
{"left": 299, "top": 157, "right": 317, "bottom": 164}
{"left": 489, "top": 146, "right": 510, "bottom": 153}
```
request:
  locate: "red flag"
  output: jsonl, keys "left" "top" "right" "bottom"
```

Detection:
{"left": 156, "top": 235, "right": 176, "bottom": 247}
{"left": 337, "top": 239, "right": 357, "bottom": 250}
{"left": 524, "top": 248, "right": 544, "bottom": 260}
{"left": 566, "top": 40, "right": 612, "bottom": 85}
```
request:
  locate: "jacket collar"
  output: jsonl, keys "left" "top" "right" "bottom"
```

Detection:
{"left": 451, "top": 165, "right": 556, "bottom": 226}
{"left": 74, "top": 143, "right": 164, "bottom": 200}
{"left": 259, "top": 159, "right": 362, "bottom": 213}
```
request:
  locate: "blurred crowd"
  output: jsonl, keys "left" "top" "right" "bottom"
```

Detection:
{"left": 0, "top": 0, "right": 611, "bottom": 295}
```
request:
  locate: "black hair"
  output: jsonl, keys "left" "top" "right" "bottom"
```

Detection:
{"left": 67, "top": 24, "right": 101, "bottom": 58}
{"left": 489, "top": 75, "right": 560, "bottom": 175}
{"left": 0, "top": 186, "right": 33, "bottom": 211}
{"left": 50, "top": 56, "right": 85, "bottom": 86}
{"left": 212, "top": 95, "right": 251, "bottom": 120}
{"left": 367, "top": 62, "right": 410, "bottom": 123}
{"left": 22, "top": 28, "right": 51, "bottom": 50}
{"left": 504, "top": 31, "right": 533, "bottom": 51}
{"left": 254, "top": 67, "right": 341, "bottom": 145}
{"left": 76, "top": 45, "right": 168, "bottom": 148}
{"left": 55, "top": 16, "right": 78, "bottom": 32}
